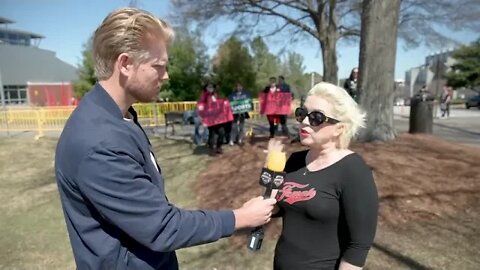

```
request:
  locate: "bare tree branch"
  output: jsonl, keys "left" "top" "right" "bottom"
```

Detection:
{"left": 263, "top": 21, "right": 293, "bottom": 38}
{"left": 338, "top": 25, "right": 361, "bottom": 37}
{"left": 268, "top": 0, "right": 311, "bottom": 13}
{"left": 244, "top": 0, "right": 319, "bottom": 39}
{"left": 171, "top": 0, "right": 480, "bottom": 83}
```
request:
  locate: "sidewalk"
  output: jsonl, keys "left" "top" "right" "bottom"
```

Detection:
{"left": 393, "top": 104, "right": 477, "bottom": 119}
{"left": 394, "top": 106, "right": 480, "bottom": 146}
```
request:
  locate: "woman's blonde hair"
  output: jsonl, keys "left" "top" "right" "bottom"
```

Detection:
{"left": 307, "top": 82, "right": 366, "bottom": 148}
{"left": 93, "top": 7, "right": 174, "bottom": 80}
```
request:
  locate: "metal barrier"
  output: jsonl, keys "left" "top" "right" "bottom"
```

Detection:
{"left": 132, "top": 102, "right": 197, "bottom": 127}
{"left": 0, "top": 99, "right": 299, "bottom": 138}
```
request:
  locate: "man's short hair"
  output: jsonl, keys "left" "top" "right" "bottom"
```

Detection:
{"left": 93, "top": 7, "right": 174, "bottom": 80}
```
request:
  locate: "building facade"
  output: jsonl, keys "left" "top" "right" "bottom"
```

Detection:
{"left": 0, "top": 17, "right": 77, "bottom": 106}
{"left": 404, "top": 49, "right": 456, "bottom": 99}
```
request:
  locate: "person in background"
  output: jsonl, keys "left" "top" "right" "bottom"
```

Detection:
{"left": 199, "top": 82, "right": 226, "bottom": 156}
{"left": 55, "top": 8, "right": 276, "bottom": 270}
{"left": 277, "top": 75, "right": 292, "bottom": 138}
{"left": 223, "top": 118, "right": 233, "bottom": 146}
{"left": 264, "top": 77, "right": 281, "bottom": 138}
{"left": 191, "top": 108, "right": 209, "bottom": 145}
{"left": 344, "top": 67, "right": 359, "bottom": 101}
{"left": 70, "top": 96, "right": 79, "bottom": 106}
{"left": 272, "top": 82, "right": 378, "bottom": 270}
{"left": 228, "top": 82, "right": 251, "bottom": 145}
{"left": 440, "top": 85, "right": 453, "bottom": 118}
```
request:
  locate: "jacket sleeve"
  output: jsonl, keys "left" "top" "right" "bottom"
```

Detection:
{"left": 343, "top": 79, "right": 350, "bottom": 90}
{"left": 75, "top": 140, "right": 235, "bottom": 252}
{"left": 340, "top": 156, "right": 379, "bottom": 267}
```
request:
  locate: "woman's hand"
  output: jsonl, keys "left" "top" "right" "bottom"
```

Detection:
{"left": 264, "top": 139, "right": 286, "bottom": 169}
{"left": 268, "top": 138, "right": 284, "bottom": 153}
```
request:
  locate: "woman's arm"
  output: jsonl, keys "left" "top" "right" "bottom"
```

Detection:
{"left": 340, "top": 156, "right": 379, "bottom": 268}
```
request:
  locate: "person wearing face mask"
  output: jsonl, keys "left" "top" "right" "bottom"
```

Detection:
{"left": 199, "top": 82, "right": 226, "bottom": 156}
{"left": 272, "top": 82, "right": 378, "bottom": 270}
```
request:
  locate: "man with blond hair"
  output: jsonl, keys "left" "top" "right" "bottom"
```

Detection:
{"left": 55, "top": 8, "right": 275, "bottom": 270}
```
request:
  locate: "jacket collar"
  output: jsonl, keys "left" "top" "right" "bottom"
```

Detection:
{"left": 89, "top": 83, "right": 128, "bottom": 119}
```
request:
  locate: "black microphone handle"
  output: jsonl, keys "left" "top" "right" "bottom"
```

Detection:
{"left": 252, "top": 184, "right": 273, "bottom": 231}
{"left": 248, "top": 169, "right": 285, "bottom": 251}
{"left": 248, "top": 184, "right": 275, "bottom": 251}
{"left": 263, "top": 184, "right": 273, "bottom": 199}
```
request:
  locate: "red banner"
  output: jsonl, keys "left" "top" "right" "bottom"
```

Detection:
{"left": 197, "top": 99, "right": 234, "bottom": 127}
{"left": 259, "top": 92, "right": 292, "bottom": 115}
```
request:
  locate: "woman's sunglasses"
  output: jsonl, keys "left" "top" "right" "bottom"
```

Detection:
{"left": 295, "top": 107, "right": 340, "bottom": 126}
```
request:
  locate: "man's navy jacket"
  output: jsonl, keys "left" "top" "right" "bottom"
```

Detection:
{"left": 55, "top": 84, "right": 235, "bottom": 269}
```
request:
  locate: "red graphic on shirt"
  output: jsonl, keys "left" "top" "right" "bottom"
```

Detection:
{"left": 276, "top": 182, "right": 316, "bottom": 205}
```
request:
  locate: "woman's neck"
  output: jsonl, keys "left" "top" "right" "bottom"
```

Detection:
{"left": 306, "top": 144, "right": 351, "bottom": 171}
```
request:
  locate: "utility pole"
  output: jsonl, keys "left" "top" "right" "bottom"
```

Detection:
{"left": 0, "top": 71, "right": 9, "bottom": 136}
{"left": 435, "top": 52, "right": 441, "bottom": 98}
{"left": 0, "top": 71, "right": 5, "bottom": 108}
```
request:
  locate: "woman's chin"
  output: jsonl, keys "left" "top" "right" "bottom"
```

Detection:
{"left": 300, "top": 137, "right": 312, "bottom": 146}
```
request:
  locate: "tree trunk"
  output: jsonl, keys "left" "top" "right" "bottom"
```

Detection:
{"left": 320, "top": 35, "right": 339, "bottom": 84}
{"left": 357, "top": 0, "right": 400, "bottom": 142}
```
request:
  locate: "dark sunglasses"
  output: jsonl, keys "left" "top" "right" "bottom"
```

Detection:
{"left": 295, "top": 107, "right": 340, "bottom": 126}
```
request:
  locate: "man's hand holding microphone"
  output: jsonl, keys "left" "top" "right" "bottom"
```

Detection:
{"left": 233, "top": 196, "right": 276, "bottom": 229}
{"left": 246, "top": 139, "right": 286, "bottom": 251}
{"left": 232, "top": 139, "right": 285, "bottom": 232}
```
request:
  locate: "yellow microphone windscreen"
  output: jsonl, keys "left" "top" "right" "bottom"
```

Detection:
{"left": 266, "top": 151, "right": 286, "bottom": 172}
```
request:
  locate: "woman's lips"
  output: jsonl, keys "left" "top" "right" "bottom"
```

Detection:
{"left": 299, "top": 129, "right": 309, "bottom": 137}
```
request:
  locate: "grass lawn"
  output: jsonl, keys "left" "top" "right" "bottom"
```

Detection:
{"left": 0, "top": 134, "right": 478, "bottom": 269}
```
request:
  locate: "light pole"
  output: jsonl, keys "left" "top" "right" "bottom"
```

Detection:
{"left": 0, "top": 71, "right": 9, "bottom": 136}
{"left": 0, "top": 71, "right": 5, "bottom": 108}
{"left": 435, "top": 51, "right": 441, "bottom": 98}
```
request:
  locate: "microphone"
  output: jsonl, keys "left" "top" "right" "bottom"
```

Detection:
{"left": 248, "top": 149, "right": 286, "bottom": 251}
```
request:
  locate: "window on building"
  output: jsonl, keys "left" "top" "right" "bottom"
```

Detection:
{"left": 2, "top": 85, "right": 28, "bottom": 105}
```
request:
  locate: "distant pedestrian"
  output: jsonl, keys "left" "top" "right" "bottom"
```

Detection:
{"left": 344, "top": 67, "right": 359, "bottom": 101}
{"left": 440, "top": 86, "right": 453, "bottom": 118}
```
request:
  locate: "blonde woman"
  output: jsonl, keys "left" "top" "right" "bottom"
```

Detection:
{"left": 273, "top": 82, "right": 378, "bottom": 270}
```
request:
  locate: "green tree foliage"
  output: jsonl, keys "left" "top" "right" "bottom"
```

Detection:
{"left": 279, "top": 52, "right": 309, "bottom": 98}
{"left": 447, "top": 39, "right": 480, "bottom": 91}
{"left": 250, "top": 36, "right": 280, "bottom": 93}
{"left": 73, "top": 39, "right": 96, "bottom": 98}
{"left": 173, "top": 0, "right": 480, "bottom": 84}
{"left": 212, "top": 36, "right": 256, "bottom": 97}
{"left": 163, "top": 27, "right": 209, "bottom": 101}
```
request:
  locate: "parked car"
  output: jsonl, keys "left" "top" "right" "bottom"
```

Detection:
{"left": 465, "top": 94, "right": 480, "bottom": 109}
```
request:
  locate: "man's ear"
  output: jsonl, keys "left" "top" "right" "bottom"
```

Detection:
{"left": 117, "top": 53, "right": 133, "bottom": 76}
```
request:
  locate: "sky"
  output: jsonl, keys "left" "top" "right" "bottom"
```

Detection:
{"left": 1, "top": 0, "right": 477, "bottom": 81}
